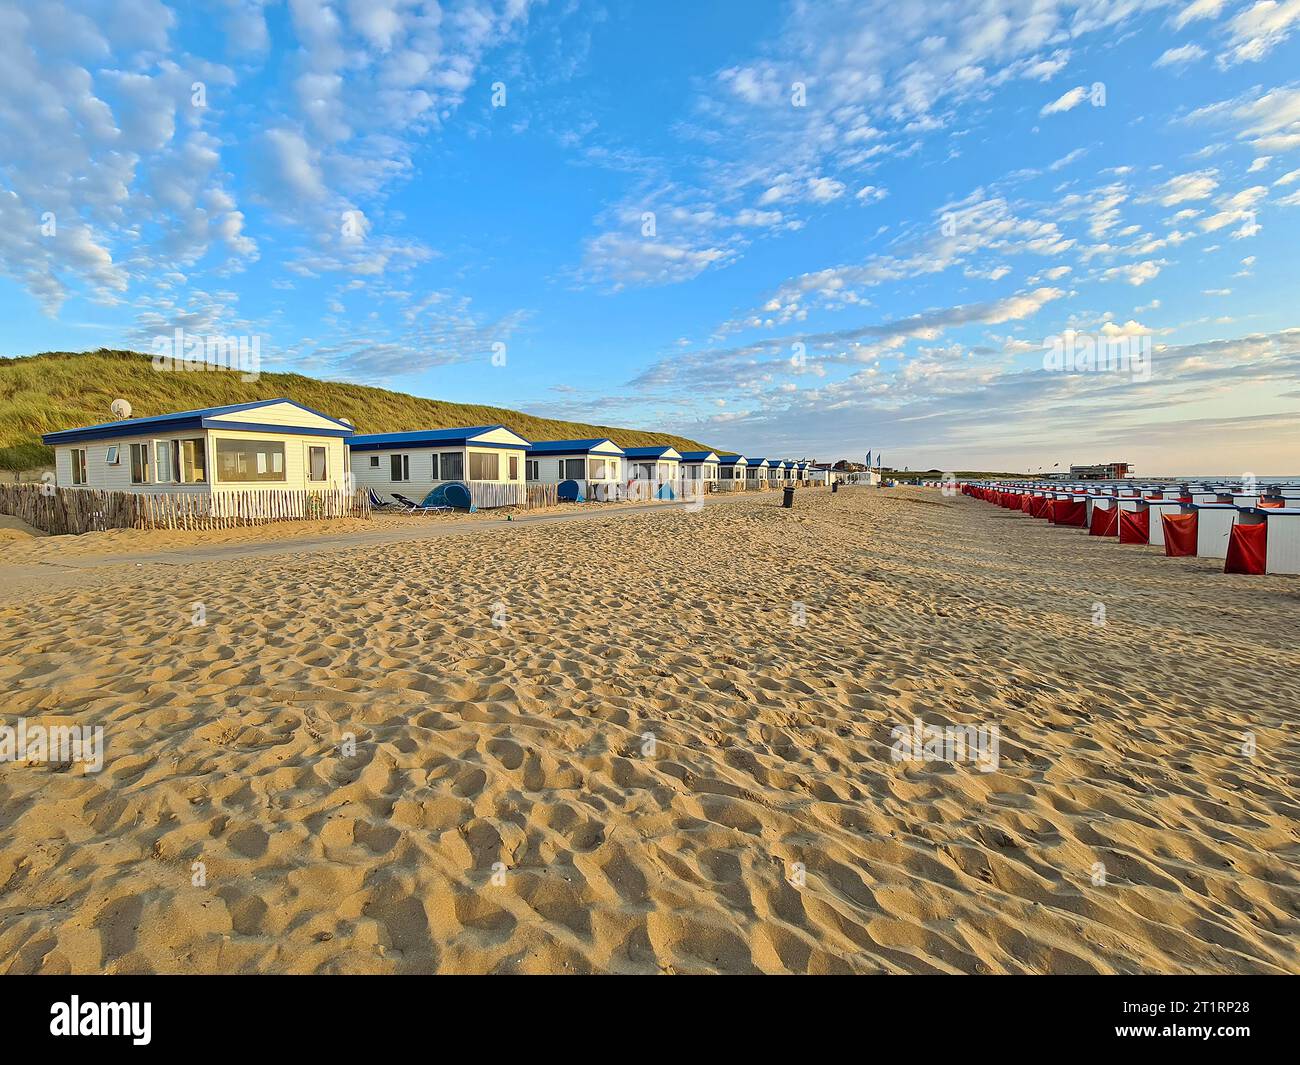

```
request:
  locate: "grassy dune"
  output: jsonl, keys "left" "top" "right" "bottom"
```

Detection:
{"left": 0, "top": 350, "right": 714, "bottom": 470}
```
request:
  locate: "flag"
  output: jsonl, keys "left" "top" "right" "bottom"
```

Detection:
{"left": 865, "top": 450, "right": 872, "bottom": 468}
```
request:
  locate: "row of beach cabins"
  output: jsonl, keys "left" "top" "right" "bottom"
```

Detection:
{"left": 952, "top": 479, "right": 1300, "bottom": 576}
{"left": 15, "top": 398, "right": 837, "bottom": 533}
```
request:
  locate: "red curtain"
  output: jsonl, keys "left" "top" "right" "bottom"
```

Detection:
{"left": 1119, "top": 508, "right": 1150, "bottom": 544}
{"left": 1021, "top": 495, "right": 1033, "bottom": 513}
{"left": 1052, "top": 499, "right": 1087, "bottom": 526}
{"left": 1034, "top": 497, "right": 1053, "bottom": 519}
{"left": 1162, "top": 513, "right": 1197, "bottom": 556}
{"left": 1089, "top": 506, "right": 1119, "bottom": 536}
{"left": 1225, "top": 522, "right": 1267, "bottom": 574}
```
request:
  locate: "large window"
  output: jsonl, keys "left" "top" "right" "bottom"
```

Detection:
{"left": 468, "top": 451, "right": 499, "bottom": 480}
{"left": 130, "top": 442, "right": 152, "bottom": 484}
{"left": 508, "top": 455, "right": 519, "bottom": 481}
{"left": 177, "top": 438, "right": 206, "bottom": 483}
{"left": 308, "top": 446, "right": 327, "bottom": 482}
{"left": 589, "top": 458, "right": 608, "bottom": 480}
{"left": 216, "top": 438, "right": 286, "bottom": 482}
{"left": 390, "top": 454, "right": 410, "bottom": 482}
{"left": 71, "top": 448, "right": 87, "bottom": 485}
{"left": 560, "top": 457, "right": 584, "bottom": 480}
{"left": 525, "top": 459, "right": 538, "bottom": 481}
{"left": 438, "top": 452, "right": 464, "bottom": 481}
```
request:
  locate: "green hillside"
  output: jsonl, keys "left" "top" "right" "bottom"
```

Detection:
{"left": 0, "top": 350, "right": 715, "bottom": 471}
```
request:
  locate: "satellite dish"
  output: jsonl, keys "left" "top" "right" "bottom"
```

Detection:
{"left": 110, "top": 399, "right": 132, "bottom": 420}
{"left": 340, "top": 417, "right": 353, "bottom": 426}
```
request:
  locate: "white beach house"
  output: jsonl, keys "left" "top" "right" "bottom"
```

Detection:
{"left": 623, "top": 446, "right": 681, "bottom": 485}
{"left": 678, "top": 450, "right": 721, "bottom": 485}
{"left": 718, "top": 454, "right": 748, "bottom": 485}
{"left": 42, "top": 399, "right": 354, "bottom": 495}
{"left": 526, "top": 438, "right": 625, "bottom": 497}
{"left": 745, "top": 457, "right": 771, "bottom": 488}
{"left": 349, "top": 425, "right": 530, "bottom": 508}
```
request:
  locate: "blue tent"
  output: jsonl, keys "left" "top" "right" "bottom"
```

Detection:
{"left": 557, "top": 479, "right": 585, "bottom": 503}
{"left": 420, "top": 482, "right": 475, "bottom": 511}
{"left": 656, "top": 483, "right": 675, "bottom": 500}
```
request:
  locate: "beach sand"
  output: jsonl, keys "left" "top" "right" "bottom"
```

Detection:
{"left": 0, "top": 486, "right": 1296, "bottom": 974}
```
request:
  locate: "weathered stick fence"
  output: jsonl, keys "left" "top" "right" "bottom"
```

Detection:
{"left": 0, "top": 484, "right": 370, "bottom": 535}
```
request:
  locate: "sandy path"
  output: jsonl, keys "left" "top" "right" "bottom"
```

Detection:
{"left": 0, "top": 487, "right": 1296, "bottom": 974}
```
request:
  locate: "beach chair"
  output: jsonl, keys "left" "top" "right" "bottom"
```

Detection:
{"left": 367, "top": 487, "right": 395, "bottom": 510}
{"left": 391, "top": 492, "right": 442, "bottom": 513}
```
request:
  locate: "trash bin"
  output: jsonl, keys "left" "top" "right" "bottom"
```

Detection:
{"left": 782, "top": 486, "right": 795, "bottom": 509}
{"left": 831, "top": 481, "right": 839, "bottom": 494}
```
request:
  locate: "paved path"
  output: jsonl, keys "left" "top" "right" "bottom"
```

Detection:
{"left": 0, "top": 492, "right": 779, "bottom": 596}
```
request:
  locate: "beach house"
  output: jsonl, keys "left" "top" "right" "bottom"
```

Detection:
{"left": 745, "top": 457, "right": 771, "bottom": 488}
{"left": 525, "top": 438, "right": 625, "bottom": 497}
{"left": 623, "top": 446, "right": 681, "bottom": 485}
{"left": 678, "top": 450, "right": 721, "bottom": 485}
{"left": 349, "top": 425, "right": 530, "bottom": 508}
{"left": 42, "top": 399, "right": 354, "bottom": 496}
{"left": 717, "top": 454, "right": 748, "bottom": 491}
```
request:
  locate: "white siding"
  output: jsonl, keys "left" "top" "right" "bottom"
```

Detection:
{"left": 204, "top": 400, "right": 348, "bottom": 432}
{"left": 350, "top": 444, "right": 526, "bottom": 505}
{"left": 52, "top": 429, "right": 347, "bottom": 494}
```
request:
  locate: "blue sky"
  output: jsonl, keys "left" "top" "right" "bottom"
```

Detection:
{"left": 3, "top": 0, "right": 1300, "bottom": 473}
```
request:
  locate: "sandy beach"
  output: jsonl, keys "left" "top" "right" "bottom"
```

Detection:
{"left": 0, "top": 486, "right": 1296, "bottom": 974}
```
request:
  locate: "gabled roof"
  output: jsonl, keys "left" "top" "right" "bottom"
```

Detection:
{"left": 348, "top": 425, "right": 531, "bottom": 452}
{"left": 746, "top": 457, "right": 771, "bottom": 468}
{"left": 623, "top": 445, "right": 682, "bottom": 460}
{"left": 719, "top": 454, "right": 749, "bottom": 466}
{"left": 42, "top": 398, "right": 355, "bottom": 445}
{"left": 526, "top": 437, "right": 625, "bottom": 456}
{"left": 678, "top": 450, "right": 720, "bottom": 463}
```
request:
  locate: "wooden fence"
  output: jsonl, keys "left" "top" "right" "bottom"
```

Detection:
{"left": 0, "top": 483, "right": 370, "bottom": 535}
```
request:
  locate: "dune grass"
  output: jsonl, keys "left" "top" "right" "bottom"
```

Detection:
{"left": 0, "top": 350, "right": 715, "bottom": 471}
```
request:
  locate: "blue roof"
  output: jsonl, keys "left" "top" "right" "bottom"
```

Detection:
{"left": 747, "top": 457, "right": 770, "bottom": 466}
{"left": 623, "top": 445, "right": 680, "bottom": 459}
{"left": 349, "top": 425, "right": 530, "bottom": 452}
{"left": 526, "top": 438, "right": 624, "bottom": 456}
{"left": 678, "top": 450, "right": 719, "bottom": 462}
{"left": 719, "top": 454, "right": 748, "bottom": 465}
{"left": 42, "top": 398, "right": 355, "bottom": 445}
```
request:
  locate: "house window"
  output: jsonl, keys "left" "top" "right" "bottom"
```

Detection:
{"left": 526, "top": 459, "right": 539, "bottom": 481}
{"left": 71, "top": 448, "right": 87, "bottom": 485}
{"left": 308, "top": 446, "right": 327, "bottom": 482}
{"left": 561, "top": 457, "right": 584, "bottom": 480}
{"left": 390, "top": 454, "right": 410, "bottom": 482}
{"left": 369, "top": 455, "right": 380, "bottom": 468}
{"left": 105, "top": 445, "right": 120, "bottom": 465}
{"left": 468, "top": 452, "right": 499, "bottom": 480}
{"left": 177, "top": 438, "right": 207, "bottom": 483}
{"left": 589, "top": 458, "right": 608, "bottom": 480}
{"left": 438, "top": 452, "right": 464, "bottom": 481}
{"left": 130, "top": 442, "right": 152, "bottom": 484}
{"left": 508, "top": 455, "right": 519, "bottom": 481}
{"left": 216, "top": 439, "right": 286, "bottom": 482}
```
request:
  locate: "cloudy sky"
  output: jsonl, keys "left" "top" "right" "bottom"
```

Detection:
{"left": 3, "top": 0, "right": 1300, "bottom": 473}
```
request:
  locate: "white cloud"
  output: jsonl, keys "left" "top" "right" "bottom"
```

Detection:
{"left": 1102, "top": 259, "right": 1166, "bottom": 285}
{"left": 1150, "top": 169, "right": 1219, "bottom": 206}
{"left": 1219, "top": 0, "right": 1300, "bottom": 66}
{"left": 1155, "top": 43, "right": 1206, "bottom": 68}
{"left": 1041, "top": 86, "right": 1089, "bottom": 115}
{"left": 1171, "top": 0, "right": 1226, "bottom": 30}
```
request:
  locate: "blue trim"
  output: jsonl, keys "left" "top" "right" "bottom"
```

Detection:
{"left": 623, "top": 446, "right": 682, "bottom": 459}
{"left": 349, "top": 425, "right": 530, "bottom": 451}
{"left": 526, "top": 438, "right": 624, "bottom": 456}
{"left": 41, "top": 398, "right": 354, "bottom": 444}
{"left": 207, "top": 420, "right": 351, "bottom": 438}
